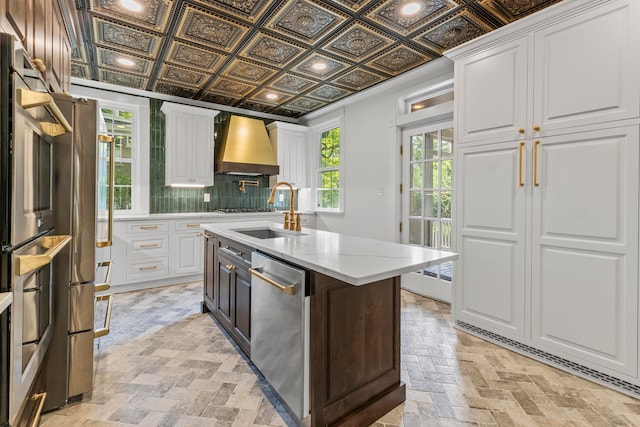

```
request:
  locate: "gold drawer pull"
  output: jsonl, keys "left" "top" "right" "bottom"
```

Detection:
{"left": 94, "top": 294, "right": 113, "bottom": 338}
{"left": 186, "top": 223, "right": 200, "bottom": 227}
{"left": 139, "top": 243, "right": 159, "bottom": 248}
{"left": 221, "top": 246, "right": 242, "bottom": 257}
{"left": 139, "top": 265, "right": 158, "bottom": 271}
{"left": 30, "top": 392, "right": 47, "bottom": 427}
{"left": 139, "top": 225, "right": 158, "bottom": 230}
{"left": 249, "top": 268, "right": 295, "bottom": 296}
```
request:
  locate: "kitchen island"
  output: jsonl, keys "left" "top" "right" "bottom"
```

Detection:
{"left": 201, "top": 221, "right": 457, "bottom": 427}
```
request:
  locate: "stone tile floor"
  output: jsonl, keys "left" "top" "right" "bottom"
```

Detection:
{"left": 41, "top": 281, "right": 640, "bottom": 426}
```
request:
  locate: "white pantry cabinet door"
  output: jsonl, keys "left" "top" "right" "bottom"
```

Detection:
{"left": 454, "top": 37, "right": 529, "bottom": 145}
{"left": 454, "top": 140, "right": 527, "bottom": 339}
{"left": 532, "top": 0, "right": 640, "bottom": 134}
{"left": 267, "top": 122, "right": 309, "bottom": 187}
{"left": 530, "top": 126, "right": 639, "bottom": 377}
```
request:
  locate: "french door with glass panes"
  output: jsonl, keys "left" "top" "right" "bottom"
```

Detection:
{"left": 401, "top": 123, "right": 454, "bottom": 302}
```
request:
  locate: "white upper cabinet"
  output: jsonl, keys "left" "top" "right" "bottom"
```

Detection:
{"left": 449, "top": 0, "right": 640, "bottom": 145}
{"left": 161, "top": 102, "right": 219, "bottom": 187}
{"left": 267, "top": 121, "right": 309, "bottom": 187}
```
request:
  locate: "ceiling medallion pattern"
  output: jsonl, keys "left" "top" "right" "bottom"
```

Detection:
{"left": 271, "top": 74, "right": 317, "bottom": 94}
{"left": 367, "top": 0, "right": 455, "bottom": 35}
{"left": 269, "top": 0, "right": 346, "bottom": 43}
{"left": 177, "top": 6, "right": 249, "bottom": 52}
{"left": 88, "top": 0, "right": 171, "bottom": 32}
{"left": 192, "top": 0, "right": 270, "bottom": 21}
{"left": 167, "top": 41, "right": 221, "bottom": 71}
{"left": 416, "top": 10, "right": 493, "bottom": 53}
{"left": 334, "top": 68, "right": 382, "bottom": 90}
{"left": 72, "top": 0, "right": 563, "bottom": 118}
{"left": 368, "top": 45, "right": 430, "bottom": 75}
{"left": 160, "top": 64, "right": 208, "bottom": 86}
{"left": 241, "top": 33, "right": 304, "bottom": 66}
{"left": 93, "top": 18, "right": 160, "bottom": 56}
{"left": 324, "top": 23, "right": 392, "bottom": 60}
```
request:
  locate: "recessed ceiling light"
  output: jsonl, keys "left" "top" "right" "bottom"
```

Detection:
{"left": 265, "top": 93, "right": 279, "bottom": 100}
{"left": 400, "top": 1, "right": 422, "bottom": 16}
{"left": 116, "top": 57, "right": 135, "bottom": 67}
{"left": 120, "top": 0, "right": 143, "bottom": 12}
{"left": 312, "top": 62, "right": 327, "bottom": 71}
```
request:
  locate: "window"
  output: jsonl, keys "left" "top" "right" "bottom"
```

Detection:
{"left": 101, "top": 107, "right": 134, "bottom": 210}
{"left": 314, "top": 119, "right": 343, "bottom": 211}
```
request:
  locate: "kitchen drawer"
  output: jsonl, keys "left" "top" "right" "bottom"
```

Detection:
{"left": 126, "top": 235, "right": 169, "bottom": 257}
{"left": 217, "top": 237, "right": 252, "bottom": 267}
{"left": 174, "top": 220, "right": 203, "bottom": 232}
{"left": 125, "top": 221, "right": 169, "bottom": 234}
{"left": 126, "top": 257, "right": 169, "bottom": 282}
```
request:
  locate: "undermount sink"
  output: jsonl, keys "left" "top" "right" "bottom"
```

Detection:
{"left": 233, "top": 228, "right": 307, "bottom": 239}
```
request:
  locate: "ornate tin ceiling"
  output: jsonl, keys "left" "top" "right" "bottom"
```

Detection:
{"left": 73, "top": 0, "right": 562, "bottom": 118}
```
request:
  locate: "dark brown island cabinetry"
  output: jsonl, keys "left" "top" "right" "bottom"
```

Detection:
{"left": 202, "top": 233, "right": 252, "bottom": 356}
{"left": 202, "top": 230, "right": 404, "bottom": 427}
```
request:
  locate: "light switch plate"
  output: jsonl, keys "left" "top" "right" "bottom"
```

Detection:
{"left": 204, "top": 193, "right": 210, "bottom": 202}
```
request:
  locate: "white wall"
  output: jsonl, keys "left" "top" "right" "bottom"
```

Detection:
{"left": 301, "top": 57, "right": 454, "bottom": 242}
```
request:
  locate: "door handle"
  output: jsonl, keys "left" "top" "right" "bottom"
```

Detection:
{"left": 533, "top": 139, "right": 540, "bottom": 186}
{"left": 518, "top": 141, "right": 525, "bottom": 187}
{"left": 94, "top": 293, "right": 114, "bottom": 338}
{"left": 249, "top": 268, "right": 296, "bottom": 296}
{"left": 94, "top": 260, "right": 113, "bottom": 293}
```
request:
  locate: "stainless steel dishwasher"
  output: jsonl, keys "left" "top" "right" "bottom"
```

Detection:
{"left": 250, "top": 252, "right": 309, "bottom": 422}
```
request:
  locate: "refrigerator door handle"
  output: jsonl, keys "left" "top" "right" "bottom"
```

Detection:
{"left": 96, "top": 134, "right": 114, "bottom": 248}
{"left": 94, "top": 293, "right": 113, "bottom": 338}
{"left": 94, "top": 261, "right": 112, "bottom": 293}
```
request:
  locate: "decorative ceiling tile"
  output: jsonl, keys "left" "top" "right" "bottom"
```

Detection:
{"left": 266, "top": 0, "right": 347, "bottom": 44}
{"left": 96, "top": 47, "right": 152, "bottom": 75}
{"left": 71, "top": 62, "right": 90, "bottom": 79}
{"left": 99, "top": 69, "right": 148, "bottom": 88}
{"left": 285, "top": 97, "right": 327, "bottom": 112}
{"left": 365, "top": 0, "right": 457, "bottom": 36}
{"left": 331, "top": 0, "right": 376, "bottom": 11}
{"left": 323, "top": 22, "right": 394, "bottom": 61}
{"left": 191, "top": 0, "right": 272, "bottom": 22}
{"left": 223, "top": 59, "right": 276, "bottom": 83}
{"left": 270, "top": 73, "right": 317, "bottom": 94}
{"left": 166, "top": 41, "right": 224, "bottom": 71}
{"left": 159, "top": 64, "right": 208, "bottom": 87}
{"left": 414, "top": 9, "right": 493, "bottom": 54}
{"left": 250, "top": 89, "right": 293, "bottom": 105}
{"left": 176, "top": 5, "right": 250, "bottom": 52}
{"left": 208, "top": 77, "right": 256, "bottom": 97}
{"left": 88, "top": 0, "right": 172, "bottom": 32}
{"left": 366, "top": 45, "right": 432, "bottom": 75}
{"left": 93, "top": 18, "right": 161, "bottom": 57}
{"left": 333, "top": 67, "right": 383, "bottom": 90}
{"left": 240, "top": 33, "right": 305, "bottom": 67}
{"left": 200, "top": 92, "right": 237, "bottom": 105}
{"left": 234, "top": 99, "right": 273, "bottom": 112}
{"left": 153, "top": 81, "right": 200, "bottom": 98}
{"left": 269, "top": 105, "right": 307, "bottom": 117}
{"left": 307, "top": 84, "right": 352, "bottom": 102}
{"left": 294, "top": 53, "right": 351, "bottom": 78}
{"left": 478, "top": 0, "right": 563, "bottom": 24}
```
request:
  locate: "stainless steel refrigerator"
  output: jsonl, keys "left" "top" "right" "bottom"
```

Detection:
{"left": 44, "top": 93, "right": 113, "bottom": 411}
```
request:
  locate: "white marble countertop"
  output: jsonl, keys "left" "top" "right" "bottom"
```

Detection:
{"left": 201, "top": 221, "right": 458, "bottom": 286}
{"left": 0, "top": 292, "right": 12, "bottom": 315}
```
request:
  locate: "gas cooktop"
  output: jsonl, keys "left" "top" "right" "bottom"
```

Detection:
{"left": 214, "top": 208, "right": 276, "bottom": 214}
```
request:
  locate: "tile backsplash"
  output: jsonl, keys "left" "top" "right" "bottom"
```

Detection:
{"left": 149, "top": 99, "right": 295, "bottom": 213}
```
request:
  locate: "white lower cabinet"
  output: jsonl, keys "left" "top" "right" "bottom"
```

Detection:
{"left": 112, "top": 213, "right": 316, "bottom": 291}
{"left": 455, "top": 126, "right": 639, "bottom": 381}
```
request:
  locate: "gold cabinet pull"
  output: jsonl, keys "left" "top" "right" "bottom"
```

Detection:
{"left": 94, "top": 294, "right": 114, "bottom": 338}
{"left": 533, "top": 125, "right": 541, "bottom": 132}
{"left": 139, "top": 225, "right": 158, "bottom": 230}
{"left": 221, "top": 246, "right": 242, "bottom": 257}
{"left": 518, "top": 141, "right": 525, "bottom": 187}
{"left": 249, "top": 268, "right": 296, "bottom": 296}
{"left": 139, "top": 243, "right": 159, "bottom": 248}
{"left": 518, "top": 128, "right": 525, "bottom": 134}
{"left": 225, "top": 264, "right": 236, "bottom": 271}
{"left": 186, "top": 223, "right": 200, "bottom": 227}
{"left": 533, "top": 139, "right": 540, "bottom": 186}
{"left": 29, "top": 392, "right": 47, "bottom": 427}
{"left": 139, "top": 265, "right": 157, "bottom": 271}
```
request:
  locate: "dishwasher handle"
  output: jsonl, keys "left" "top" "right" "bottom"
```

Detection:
{"left": 249, "top": 267, "right": 296, "bottom": 296}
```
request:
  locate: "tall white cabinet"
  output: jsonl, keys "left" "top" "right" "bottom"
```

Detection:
{"left": 447, "top": 0, "right": 640, "bottom": 387}
{"left": 161, "top": 102, "right": 219, "bottom": 186}
{"left": 267, "top": 121, "right": 309, "bottom": 187}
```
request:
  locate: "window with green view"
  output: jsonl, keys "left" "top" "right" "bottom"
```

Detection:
{"left": 317, "top": 126, "right": 341, "bottom": 210}
{"left": 101, "top": 107, "right": 134, "bottom": 211}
